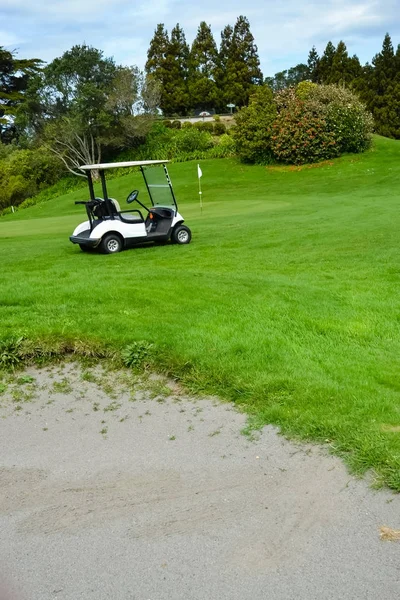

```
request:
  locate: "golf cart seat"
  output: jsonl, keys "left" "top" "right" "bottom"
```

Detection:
{"left": 109, "top": 198, "right": 121, "bottom": 212}
{"left": 108, "top": 197, "right": 143, "bottom": 223}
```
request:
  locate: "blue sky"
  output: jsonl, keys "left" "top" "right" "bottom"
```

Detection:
{"left": 1, "top": 0, "right": 400, "bottom": 76}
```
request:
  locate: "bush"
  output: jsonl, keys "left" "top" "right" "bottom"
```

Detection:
{"left": 174, "top": 128, "right": 213, "bottom": 154}
{"left": 171, "top": 120, "right": 182, "bottom": 129}
{"left": 271, "top": 97, "right": 339, "bottom": 164}
{"left": 213, "top": 122, "right": 226, "bottom": 136}
{"left": 0, "top": 147, "right": 64, "bottom": 210}
{"left": 270, "top": 85, "right": 373, "bottom": 164}
{"left": 163, "top": 120, "right": 173, "bottom": 128}
{"left": 296, "top": 81, "right": 318, "bottom": 100}
{"left": 194, "top": 121, "right": 214, "bottom": 133}
{"left": 233, "top": 86, "right": 277, "bottom": 164}
{"left": 306, "top": 84, "right": 373, "bottom": 154}
{"left": 182, "top": 121, "right": 193, "bottom": 129}
{"left": 208, "top": 133, "right": 236, "bottom": 158}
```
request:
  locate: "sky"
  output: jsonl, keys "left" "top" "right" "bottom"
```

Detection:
{"left": 1, "top": 0, "right": 400, "bottom": 76}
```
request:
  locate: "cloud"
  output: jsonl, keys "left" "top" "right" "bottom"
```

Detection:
{"left": 1, "top": 0, "right": 400, "bottom": 74}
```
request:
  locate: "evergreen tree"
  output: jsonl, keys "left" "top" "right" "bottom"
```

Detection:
{"left": 215, "top": 25, "right": 233, "bottom": 111}
{"left": 372, "top": 33, "right": 396, "bottom": 94}
{"left": 371, "top": 34, "right": 399, "bottom": 137}
{"left": 223, "top": 16, "right": 263, "bottom": 108}
{"left": 163, "top": 24, "right": 190, "bottom": 115}
{"left": 145, "top": 24, "right": 169, "bottom": 113}
{"left": 330, "top": 41, "right": 350, "bottom": 84}
{"left": 188, "top": 21, "right": 218, "bottom": 111}
{"left": 307, "top": 46, "right": 320, "bottom": 83}
{"left": 318, "top": 41, "right": 336, "bottom": 83}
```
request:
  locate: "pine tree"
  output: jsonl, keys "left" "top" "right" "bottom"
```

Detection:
{"left": 188, "top": 21, "right": 218, "bottom": 111}
{"left": 215, "top": 25, "right": 233, "bottom": 111}
{"left": 145, "top": 24, "right": 168, "bottom": 78}
{"left": 223, "top": 16, "right": 263, "bottom": 108}
{"left": 372, "top": 33, "right": 396, "bottom": 94}
{"left": 329, "top": 41, "right": 349, "bottom": 84}
{"left": 307, "top": 46, "right": 320, "bottom": 83}
{"left": 371, "top": 34, "right": 399, "bottom": 137}
{"left": 318, "top": 41, "right": 336, "bottom": 83}
{"left": 163, "top": 24, "right": 190, "bottom": 115}
{"left": 145, "top": 24, "right": 169, "bottom": 113}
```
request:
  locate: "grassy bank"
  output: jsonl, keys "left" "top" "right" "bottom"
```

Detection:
{"left": 1, "top": 135, "right": 400, "bottom": 489}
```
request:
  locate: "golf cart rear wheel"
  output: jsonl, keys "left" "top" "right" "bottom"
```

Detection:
{"left": 172, "top": 225, "right": 191, "bottom": 245}
{"left": 100, "top": 233, "right": 123, "bottom": 254}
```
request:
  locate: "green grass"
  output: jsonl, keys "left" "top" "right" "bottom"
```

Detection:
{"left": 1, "top": 135, "right": 400, "bottom": 489}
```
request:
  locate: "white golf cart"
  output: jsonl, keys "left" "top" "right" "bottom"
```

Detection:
{"left": 70, "top": 160, "right": 192, "bottom": 254}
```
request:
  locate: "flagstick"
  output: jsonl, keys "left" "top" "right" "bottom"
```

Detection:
{"left": 198, "top": 176, "right": 203, "bottom": 213}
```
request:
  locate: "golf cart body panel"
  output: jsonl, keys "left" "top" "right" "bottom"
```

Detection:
{"left": 69, "top": 160, "right": 191, "bottom": 253}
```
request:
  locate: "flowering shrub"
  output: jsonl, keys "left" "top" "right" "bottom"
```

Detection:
{"left": 233, "top": 83, "right": 373, "bottom": 165}
{"left": 306, "top": 85, "right": 374, "bottom": 154}
{"left": 270, "top": 97, "right": 340, "bottom": 164}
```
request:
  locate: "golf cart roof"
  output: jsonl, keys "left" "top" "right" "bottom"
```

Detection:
{"left": 80, "top": 160, "right": 169, "bottom": 171}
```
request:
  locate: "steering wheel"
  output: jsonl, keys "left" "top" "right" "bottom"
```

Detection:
{"left": 127, "top": 189, "right": 139, "bottom": 204}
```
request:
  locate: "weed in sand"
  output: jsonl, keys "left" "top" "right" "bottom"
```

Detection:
{"left": 81, "top": 370, "right": 97, "bottom": 383}
{"left": 209, "top": 429, "right": 221, "bottom": 437}
{"left": 104, "top": 401, "right": 121, "bottom": 412}
{"left": 16, "top": 375, "right": 35, "bottom": 385}
{"left": 51, "top": 379, "right": 72, "bottom": 394}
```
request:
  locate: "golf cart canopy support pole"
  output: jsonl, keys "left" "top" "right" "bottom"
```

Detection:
{"left": 86, "top": 172, "right": 95, "bottom": 201}
{"left": 99, "top": 170, "right": 114, "bottom": 219}
{"left": 140, "top": 166, "right": 154, "bottom": 207}
{"left": 163, "top": 164, "right": 178, "bottom": 215}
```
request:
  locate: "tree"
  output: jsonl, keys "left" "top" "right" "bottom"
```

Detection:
{"left": 372, "top": 33, "right": 396, "bottom": 94}
{"left": 328, "top": 41, "right": 361, "bottom": 85}
{"left": 287, "top": 63, "right": 310, "bottom": 86}
{"left": 307, "top": 46, "right": 320, "bottom": 83}
{"left": 265, "top": 64, "right": 310, "bottom": 91}
{"left": 265, "top": 70, "right": 288, "bottom": 91}
{"left": 318, "top": 41, "right": 336, "bottom": 83}
{"left": 145, "top": 24, "right": 170, "bottom": 114}
{"left": 223, "top": 16, "right": 263, "bottom": 108}
{"left": 32, "top": 45, "right": 145, "bottom": 176}
{"left": 145, "top": 23, "right": 169, "bottom": 79}
{"left": 163, "top": 24, "right": 190, "bottom": 115}
{"left": 0, "top": 47, "right": 42, "bottom": 142}
{"left": 188, "top": 21, "right": 218, "bottom": 111}
{"left": 357, "top": 33, "right": 400, "bottom": 138}
{"left": 233, "top": 85, "right": 276, "bottom": 163}
{"left": 215, "top": 25, "right": 233, "bottom": 111}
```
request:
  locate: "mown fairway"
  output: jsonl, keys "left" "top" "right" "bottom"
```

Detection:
{"left": 1, "top": 135, "right": 400, "bottom": 489}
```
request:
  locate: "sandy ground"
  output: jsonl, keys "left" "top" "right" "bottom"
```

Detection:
{"left": 0, "top": 363, "right": 399, "bottom": 600}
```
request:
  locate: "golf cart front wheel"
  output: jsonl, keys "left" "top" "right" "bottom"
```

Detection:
{"left": 172, "top": 225, "right": 192, "bottom": 245}
{"left": 100, "top": 233, "right": 123, "bottom": 254}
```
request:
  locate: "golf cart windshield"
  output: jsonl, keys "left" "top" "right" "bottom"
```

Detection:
{"left": 142, "top": 165, "right": 177, "bottom": 211}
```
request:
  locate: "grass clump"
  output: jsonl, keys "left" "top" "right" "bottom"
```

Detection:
{"left": 121, "top": 341, "right": 154, "bottom": 370}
